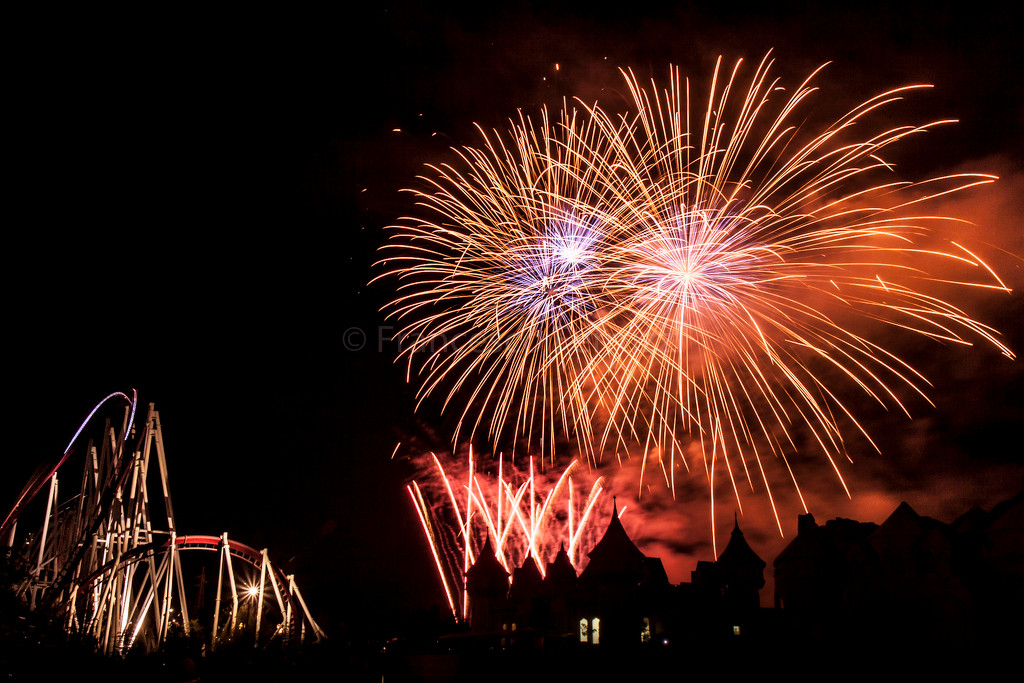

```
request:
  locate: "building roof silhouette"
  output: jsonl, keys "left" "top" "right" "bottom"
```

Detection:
{"left": 578, "top": 498, "right": 647, "bottom": 585}
{"left": 717, "top": 515, "right": 766, "bottom": 573}
{"left": 509, "top": 554, "right": 543, "bottom": 600}
{"left": 465, "top": 537, "right": 509, "bottom": 593}
{"left": 542, "top": 544, "right": 577, "bottom": 594}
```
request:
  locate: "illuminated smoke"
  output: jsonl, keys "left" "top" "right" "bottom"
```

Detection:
{"left": 378, "top": 53, "right": 1015, "bottom": 555}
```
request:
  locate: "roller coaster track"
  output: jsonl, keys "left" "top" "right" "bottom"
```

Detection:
{"left": 1, "top": 391, "right": 325, "bottom": 656}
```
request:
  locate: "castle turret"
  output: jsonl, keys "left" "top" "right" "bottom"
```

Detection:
{"left": 716, "top": 514, "right": 766, "bottom": 611}
{"left": 576, "top": 499, "right": 658, "bottom": 647}
{"left": 579, "top": 499, "right": 647, "bottom": 587}
{"left": 542, "top": 544, "right": 577, "bottom": 632}
{"left": 508, "top": 554, "right": 544, "bottom": 628}
{"left": 465, "top": 537, "right": 509, "bottom": 631}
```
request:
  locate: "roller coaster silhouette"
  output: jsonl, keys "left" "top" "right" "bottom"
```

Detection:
{"left": 1, "top": 390, "right": 325, "bottom": 656}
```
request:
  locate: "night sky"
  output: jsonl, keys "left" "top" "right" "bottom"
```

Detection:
{"left": 6, "top": 2, "right": 1023, "bottom": 638}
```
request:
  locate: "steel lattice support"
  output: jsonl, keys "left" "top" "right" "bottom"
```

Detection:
{"left": 2, "top": 392, "right": 326, "bottom": 656}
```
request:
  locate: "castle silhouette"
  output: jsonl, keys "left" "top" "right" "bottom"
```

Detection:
{"left": 774, "top": 483, "right": 1024, "bottom": 650}
{"left": 458, "top": 481, "right": 1024, "bottom": 653}
{"left": 463, "top": 499, "right": 767, "bottom": 650}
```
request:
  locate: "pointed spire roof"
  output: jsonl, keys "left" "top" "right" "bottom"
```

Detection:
{"left": 543, "top": 543, "right": 578, "bottom": 589}
{"left": 509, "top": 554, "right": 543, "bottom": 599}
{"left": 716, "top": 514, "right": 766, "bottom": 571}
{"left": 579, "top": 498, "right": 647, "bottom": 584}
{"left": 466, "top": 537, "right": 509, "bottom": 592}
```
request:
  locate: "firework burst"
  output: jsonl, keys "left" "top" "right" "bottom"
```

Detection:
{"left": 379, "top": 104, "right": 623, "bottom": 460}
{"left": 377, "top": 53, "right": 1014, "bottom": 553}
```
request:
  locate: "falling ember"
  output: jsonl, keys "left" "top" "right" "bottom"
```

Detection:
{"left": 408, "top": 448, "right": 609, "bottom": 619}
{"left": 377, "top": 51, "right": 1015, "bottom": 557}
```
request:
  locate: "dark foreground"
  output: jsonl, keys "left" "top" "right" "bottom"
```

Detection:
{"left": 4, "top": 631, "right": 1021, "bottom": 683}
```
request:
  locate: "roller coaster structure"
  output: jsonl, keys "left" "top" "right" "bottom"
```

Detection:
{"left": 1, "top": 390, "right": 325, "bottom": 656}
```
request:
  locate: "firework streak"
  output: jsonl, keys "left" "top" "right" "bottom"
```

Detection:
{"left": 380, "top": 54, "right": 1014, "bottom": 556}
{"left": 408, "top": 450, "right": 609, "bottom": 619}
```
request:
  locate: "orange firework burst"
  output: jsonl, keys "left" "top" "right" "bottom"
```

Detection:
{"left": 377, "top": 53, "right": 1014, "bottom": 553}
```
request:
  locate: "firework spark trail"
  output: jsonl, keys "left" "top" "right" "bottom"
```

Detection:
{"left": 572, "top": 54, "right": 1014, "bottom": 551}
{"left": 409, "top": 449, "right": 608, "bottom": 619}
{"left": 378, "top": 53, "right": 1014, "bottom": 556}
{"left": 379, "top": 105, "right": 624, "bottom": 463}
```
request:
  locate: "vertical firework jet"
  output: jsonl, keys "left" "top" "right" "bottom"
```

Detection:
{"left": 407, "top": 449, "right": 609, "bottom": 618}
{"left": 378, "top": 53, "right": 1014, "bottom": 555}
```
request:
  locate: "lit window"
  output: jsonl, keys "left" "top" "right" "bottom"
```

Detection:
{"left": 579, "top": 618, "right": 589, "bottom": 643}
{"left": 641, "top": 617, "right": 651, "bottom": 643}
{"left": 592, "top": 617, "right": 600, "bottom": 645}
{"left": 733, "top": 625, "right": 741, "bottom": 636}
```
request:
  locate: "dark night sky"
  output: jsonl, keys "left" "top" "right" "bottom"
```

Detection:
{"left": 6, "top": 2, "right": 1023, "bottom": 637}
